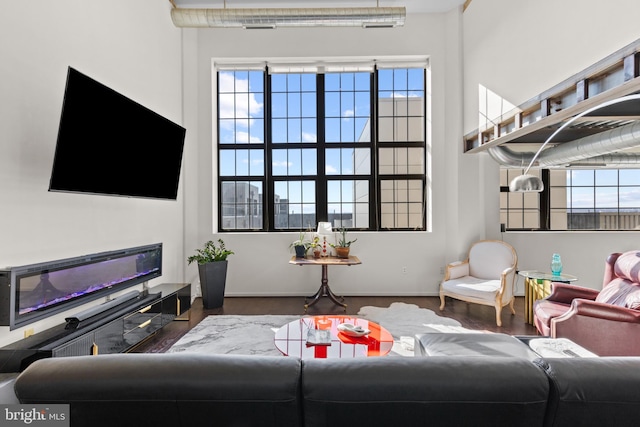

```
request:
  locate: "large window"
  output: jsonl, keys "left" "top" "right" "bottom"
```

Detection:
{"left": 217, "top": 62, "right": 427, "bottom": 232}
{"left": 500, "top": 168, "right": 640, "bottom": 230}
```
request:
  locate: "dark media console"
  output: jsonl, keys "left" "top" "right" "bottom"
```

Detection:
{"left": 0, "top": 282, "right": 190, "bottom": 373}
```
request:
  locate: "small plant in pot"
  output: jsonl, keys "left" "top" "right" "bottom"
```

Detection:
{"left": 330, "top": 227, "right": 357, "bottom": 258}
{"left": 187, "top": 239, "right": 234, "bottom": 309}
{"left": 310, "top": 236, "right": 322, "bottom": 258}
{"left": 289, "top": 230, "right": 311, "bottom": 258}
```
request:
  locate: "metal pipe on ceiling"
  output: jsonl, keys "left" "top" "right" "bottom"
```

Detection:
{"left": 170, "top": 7, "right": 406, "bottom": 28}
{"left": 489, "top": 120, "right": 640, "bottom": 169}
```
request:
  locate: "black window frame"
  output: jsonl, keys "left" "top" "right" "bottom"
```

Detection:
{"left": 216, "top": 65, "right": 428, "bottom": 233}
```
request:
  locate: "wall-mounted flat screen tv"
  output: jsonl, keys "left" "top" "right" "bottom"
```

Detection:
{"left": 49, "top": 67, "right": 186, "bottom": 200}
{"left": 4, "top": 243, "right": 162, "bottom": 330}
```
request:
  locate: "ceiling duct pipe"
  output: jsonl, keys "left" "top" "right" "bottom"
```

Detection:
{"left": 170, "top": 7, "right": 406, "bottom": 29}
{"left": 503, "top": 95, "right": 640, "bottom": 192}
{"left": 489, "top": 120, "right": 640, "bottom": 169}
{"left": 534, "top": 120, "right": 640, "bottom": 167}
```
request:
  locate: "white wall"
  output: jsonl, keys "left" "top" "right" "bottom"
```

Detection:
{"left": 183, "top": 9, "right": 484, "bottom": 299}
{"left": 0, "top": 1, "right": 185, "bottom": 346}
{"left": 463, "top": 0, "right": 640, "bottom": 291}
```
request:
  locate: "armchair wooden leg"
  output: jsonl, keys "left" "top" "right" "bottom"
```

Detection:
{"left": 509, "top": 298, "right": 516, "bottom": 315}
{"left": 439, "top": 292, "right": 446, "bottom": 311}
{"left": 495, "top": 305, "right": 503, "bottom": 327}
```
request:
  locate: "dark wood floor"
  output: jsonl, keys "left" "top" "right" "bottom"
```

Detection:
{"left": 133, "top": 295, "right": 538, "bottom": 353}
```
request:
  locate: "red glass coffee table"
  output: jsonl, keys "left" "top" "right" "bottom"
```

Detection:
{"left": 274, "top": 315, "right": 394, "bottom": 359}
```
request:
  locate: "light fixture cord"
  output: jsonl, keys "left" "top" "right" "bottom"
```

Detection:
{"left": 523, "top": 94, "right": 640, "bottom": 174}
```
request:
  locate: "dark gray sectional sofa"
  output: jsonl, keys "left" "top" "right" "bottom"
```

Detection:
{"left": 11, "top": 351, "right": 640, "bottom": 427}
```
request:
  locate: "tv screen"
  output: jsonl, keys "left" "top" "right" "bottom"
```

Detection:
{"left": 8, "top": 243, "right": 162, "bottom": 330}
{"left": 49, "top": 67, "right": 186, "bottom": 200}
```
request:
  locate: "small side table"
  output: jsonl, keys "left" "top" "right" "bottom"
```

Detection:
{"left": 289, "top": 256, "right": 361, "bottom": 312}
{"left": 518, "top": 270, "right": 577, "bottom": 325}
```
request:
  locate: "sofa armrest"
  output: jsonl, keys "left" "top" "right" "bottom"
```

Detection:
{"left": 534, "top": 357, "right": 640, "bottom": 426}
{"left": 445, "top": 260, "right": 468, "bottom": 280}
{"left": 552, "top": 300, "right": 640, "bottom": 356}
{"left": 546, "top": 282, "right": 600, "bottom": 304}
{"left": 562, "top": 298, "right": 640, "bottom": 323}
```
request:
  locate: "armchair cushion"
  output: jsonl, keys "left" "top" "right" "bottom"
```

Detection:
{"left": 441, "top": 277, "right": 502, "bottom": 300}
{"left": 533, "top": 301, "right": 570, "bottom": 336}
{"left": 595, "top": 278, "right": 640, "bottom": 309}
{"left": 468, "top": 243, "right": 515, "bottom": 279}
{"left": 613, "top": 250, "right": 640, "bottom": 282}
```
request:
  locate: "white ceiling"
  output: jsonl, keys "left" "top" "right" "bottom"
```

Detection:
{"left": 171, "top": 0, "right": 467, "bottom": 14}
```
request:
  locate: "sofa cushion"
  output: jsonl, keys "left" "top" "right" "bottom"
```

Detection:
{"left": 596, "top": 278, "right": 640, "bottom": 309}
{"left": 302, "top": 356, "right": 549, "bottom": 427}
{"left": 415, "top": 332, "right": 540, "bottom": 360}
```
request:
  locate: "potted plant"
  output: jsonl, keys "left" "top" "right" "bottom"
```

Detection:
{"left": 310, "top": 236, "right": 322, "bottom": 258}
{"left": 187, "top": 239, "right": 234, "bottom": 309}
{"left": 289, "top": 230, "right": 311, "bottom": 258}
{"left": 330, "top": 227, "right": 357, "bottom": 258}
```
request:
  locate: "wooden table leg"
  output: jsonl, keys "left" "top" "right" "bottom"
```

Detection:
{"left": 304, "top": 265, "right": 347, "bottom": 312}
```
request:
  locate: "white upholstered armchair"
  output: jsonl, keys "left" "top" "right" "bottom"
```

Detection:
{"left": 439, "top": 240, "right": 518, "bottom": 327}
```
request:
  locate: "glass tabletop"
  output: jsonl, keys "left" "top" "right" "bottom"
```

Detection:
{"left": 274, "top": 315, "right": 394, "bottom": 359}
{"left": 518, "top": 270, "right": 577, "bottom": 282}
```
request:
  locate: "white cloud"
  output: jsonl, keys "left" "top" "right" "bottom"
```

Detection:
{"left": 218, "top": 73, "right": 263, "bottom": 126}
{"left": 302, "top": 132, "right": 317, "bottom": 142}
{"left": 234, "top": 131, "right": 263, "bottom": 144}
{"left": 385, "top": 92, "right": 420, "bottom": 98}
{"left": 273, "top": 160, "right": 292, "bottom": 168}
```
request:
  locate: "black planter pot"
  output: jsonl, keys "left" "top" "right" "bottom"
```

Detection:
{"left": 294, "top": 245, "right": 307, "bottom": 258}
{"left": 198, "top": 260, "right": 228, "bottom": 309}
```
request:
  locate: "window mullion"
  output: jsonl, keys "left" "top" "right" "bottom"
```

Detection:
{"left": 316, "top": 74, "right": 328, "bottom": 222}
{"left": 265, "top": 69, "right": 274, "bottom": 231}
{"left": 540, "top": 169, "right": 550, "bottom": 230}
{"left": 371, "top": 70, "right": 380, "bottom": 230}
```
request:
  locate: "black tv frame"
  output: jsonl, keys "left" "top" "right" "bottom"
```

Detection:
{"left": 1, "top": 243, "right": 162, "bottom": 330}
{"left": 48, "top": 67, "right": 186, "bottom": 200}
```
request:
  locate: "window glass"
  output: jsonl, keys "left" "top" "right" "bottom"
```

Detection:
{"left": 502, "top": 168, "right": 640, "bottom": 231}
{"left": 218, "top": 66, "right": 427, "bottom": 231}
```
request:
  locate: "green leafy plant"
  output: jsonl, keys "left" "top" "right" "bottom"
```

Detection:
{"left": 289, "top": 230, "right": 312, "bottom": 253}
{"left": 330, "top": 227, "right": 357, "bottom": 248}
{"left": 187, "top": 239, "right": 234, "bottom": 265}
{"left": 309, "top": 235, "right": 321, "bottom": 249}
